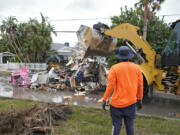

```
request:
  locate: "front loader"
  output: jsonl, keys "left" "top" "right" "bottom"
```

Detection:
{"left": 76, "top": 21, "right": 180, "bottom": 98}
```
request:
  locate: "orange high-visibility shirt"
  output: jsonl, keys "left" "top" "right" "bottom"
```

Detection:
{"left": 103, "top": 62, "right": 143, "bottom": 108}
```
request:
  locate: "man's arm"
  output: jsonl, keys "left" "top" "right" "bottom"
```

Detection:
{"left": 103, "top": 67, "right": 116, "bottom": 101}
{"left": 137, "top": 71, "right": 143, "bottom": 100}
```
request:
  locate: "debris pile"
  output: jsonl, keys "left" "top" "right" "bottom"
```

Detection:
{"left": 12, "top": 57, "right": 109, "bottom": 93}
{"left": 76, "top": 22, "right": 117, "bottom": 57}
{"left": 9, "top": 22, "right": 118, "bottom": 104}
{"left": 0, "top": 103, "right": 72, "bottom": 135}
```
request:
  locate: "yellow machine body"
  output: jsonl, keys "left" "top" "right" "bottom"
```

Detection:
{"left": 77, "top": 23, "right": 180, "bottom": 96}
{"left": 104, "top": 23, "right": 167, "bottom": 92}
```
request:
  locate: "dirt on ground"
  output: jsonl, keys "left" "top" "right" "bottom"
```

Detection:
{"left": 0, "top": 103, "right": 72, "bottom": 135}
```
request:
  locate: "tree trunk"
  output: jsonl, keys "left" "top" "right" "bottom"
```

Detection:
{"left": 37, "top": 49, "right": 41, "bottom": 62}
{"left": 26, "top": 54, "right": 31, "bottom": 63}
{"left": 143, "top": 3, "right": 148, "bottom": 40}
{"left": 13, "top": 41, "right": 25, "bottom": 62}
{"left": 33, "top": 50, "right": 36, "bottom": 62}
{"left": 143, "top": 18, "right": 148, "bottom": 40}
{"left": 9, "top": 42, "right": 22, "bottom": 62}
{"left": 9, "top": 33, "right": 24, "bottom": 62}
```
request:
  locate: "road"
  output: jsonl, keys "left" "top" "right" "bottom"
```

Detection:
{"left": 0, "top": 74, "right": 180, "bottom": 119}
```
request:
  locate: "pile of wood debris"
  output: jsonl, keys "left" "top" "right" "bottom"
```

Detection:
{"left": 0, "top": 103, "right": 72, "bottom": 135}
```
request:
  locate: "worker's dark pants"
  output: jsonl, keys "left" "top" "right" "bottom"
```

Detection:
{"left": 110, "top": 104, "right": 136, "bottom": 135}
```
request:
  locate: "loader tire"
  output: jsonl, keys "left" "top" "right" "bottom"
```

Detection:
{"left": 143, "top": 76, "right": 153, "bottom": 103}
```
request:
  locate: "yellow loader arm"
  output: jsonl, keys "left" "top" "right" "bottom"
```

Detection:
{"left": 105, "top": 23, "right": 154, "bottom": 63}
{"left": 104, "top": 23, "right": 165, "bottom": 90}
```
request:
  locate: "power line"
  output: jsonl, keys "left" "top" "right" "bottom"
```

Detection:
{"left": 49, "top": 17, "right": 110, "bottom": 21}
{"left": 13, "top": 30, "right": 77, "bottom": 33}
{"left": 1, "top": 14, "right": 180, "bottom": 23}
{"left": 49, "top": 14, "right": 180, "bottom": 22}
{"left": 53, "top": 31, "right": 76, "bottom": 33}
{"left": 159, "top": 14, "right": 180, "bottom": 17}
{"left": 6, "top": 28, "right": 170, "bottom": 33}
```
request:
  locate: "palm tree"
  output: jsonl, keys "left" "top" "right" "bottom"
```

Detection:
{"left": 25, "top": 13, "right": 56, "bottom": 62}
{"left": 0, "top": 14, "right": 56, "bottom": 63}
{"left": 135, "top": 0, "right": 165, "bottom": 40}
{"left": 0, "top": 16, "right": 22, "bottom": 62}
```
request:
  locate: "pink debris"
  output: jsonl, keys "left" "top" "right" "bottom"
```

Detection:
{"left": 12, "top": 66, "right": 31, "bottom": 86}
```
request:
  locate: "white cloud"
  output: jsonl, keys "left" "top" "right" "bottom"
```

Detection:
{"left": 157, "top": 0, "right": 180, "bottom": 23}
{"left": 0, "top": 0, "right": 179, "bottom": 45}
{"left": 65, "top": 0, "right": 97, "bottom": 11}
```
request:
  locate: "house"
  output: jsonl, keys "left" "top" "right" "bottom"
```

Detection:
{"left": 51, "top": 42, "right": 75, "bottom": 56}
{"left": 51, "top": 42, "right": 78, "bottom": 65}
{"left": 0, "top": 52, "right": 15, "bottom": 64}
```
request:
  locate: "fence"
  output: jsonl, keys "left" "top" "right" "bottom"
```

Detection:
{"left": 6, "top": 62, "right": 47, "bottom": 71}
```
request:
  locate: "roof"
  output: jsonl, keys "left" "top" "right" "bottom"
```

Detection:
{"left": 51, "top": 43, "right": 64, "bottom": 50}
{"left": 57, "top": 46, "right": 76, "bottom": 56}
{"left": 0, "top": 52, "right": 15, "bottom": 56}
{"left": 52, "top": 43, "right": 76, "bottom": 56}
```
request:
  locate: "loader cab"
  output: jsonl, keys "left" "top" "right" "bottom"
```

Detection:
{"left": 161, "top": 20, "right": 180, "bottom": 66}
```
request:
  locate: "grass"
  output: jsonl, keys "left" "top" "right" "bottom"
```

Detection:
{"left": 55, "top": 106, "right": 180, "bottom": 135}
{"left": 0, "top": 97, "right": 179, "bottom": 135}
{"left": 0, "top": 71, "right": 12, "bottom": 76}
{"left": 0, "top": 97, "right": 36, "bottom": 111}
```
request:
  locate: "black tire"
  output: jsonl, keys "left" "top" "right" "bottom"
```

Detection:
{"left": 143, "top": 76, "right": 153, "bottom": 103}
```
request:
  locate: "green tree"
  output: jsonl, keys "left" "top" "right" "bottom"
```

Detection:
{"left": 107, "top": 7, "right": 170, "bottom": 66}
{"left": 135, "top": 0, "right": 165, "bottom": 40}
{"left": 0, "top": 13, "right": 56, "bottom": 62}
{"left": 0, "top": 36, "right": 11, "bottom": 52}
{"left": 0, "top": 16, "right": 23, "bottom": 62}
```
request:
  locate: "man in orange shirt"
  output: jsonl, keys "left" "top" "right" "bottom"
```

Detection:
{"left": 102, "top": 46, "right": 143, "bottom": 135}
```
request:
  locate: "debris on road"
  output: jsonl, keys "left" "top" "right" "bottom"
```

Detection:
{"left": 10, "top": 39, "right": 110, "bottom": 106}
{"left": 11, "top": 56, "right": 109, "bottom": 101}
{"left": 74, "top": 91, "right": 86, "bottom": 97}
